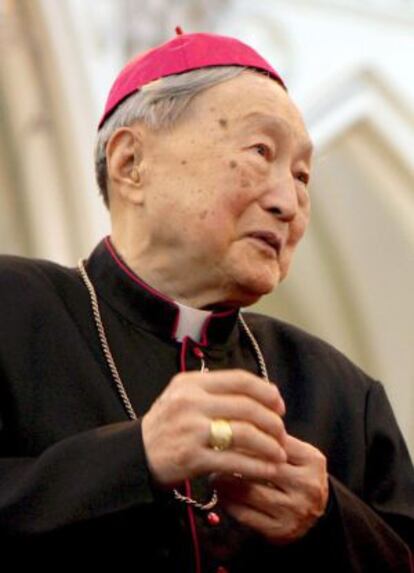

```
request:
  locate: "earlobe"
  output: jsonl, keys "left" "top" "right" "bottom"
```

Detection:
{"left": 106, "top": 127, "right": 145, "bottom": 204}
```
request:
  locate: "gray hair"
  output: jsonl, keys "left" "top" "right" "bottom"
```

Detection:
{"left": 95, "top": 66, "right": 248, "bottom": 207}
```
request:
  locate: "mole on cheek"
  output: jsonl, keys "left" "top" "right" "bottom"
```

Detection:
{"left": 229, "top": 160, "right": 238, "bottom": 169}
{"left": 218, "top": 118, "right": 228, "bottom": 128}
{"left": 181, "top": 159, "right": 187, "bottom": 165}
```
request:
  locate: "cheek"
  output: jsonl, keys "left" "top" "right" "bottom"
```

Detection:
{"left": 288, "top": 194, "right": 311, "bottom": 245}
{"left": 236, "top": 157, "right": 263, "bottom": 185}
{"left": 287, "top": 216, "right": 309, "bottom": 250}
{"left": 224, "top": 161, "right": 263, "bottom": 214}
{"left": 190, "top": 166, "right": 249, "bottom": 226}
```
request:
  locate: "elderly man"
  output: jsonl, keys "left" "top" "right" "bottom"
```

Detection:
{"left": 0, "top": 31, "right": 413, "bottom": 571}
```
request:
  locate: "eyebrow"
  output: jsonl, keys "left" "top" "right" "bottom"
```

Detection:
{"left": 241, "top": 112, "right": 314, "bottom": 156}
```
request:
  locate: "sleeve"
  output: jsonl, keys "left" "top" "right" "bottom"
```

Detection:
{"left": 302, "top": 380, "right": 414, "bottom": 572}
{"left": 323, "top": 476, "right": 413, "bottom": 572}
{"left": 0, "top": 261, "right": 158, "bottom": 541}
{"left": 0, "top": 418, "right": 156, "bottom": 537}
{"left": 364, "top": 381, "right": 414, "bottom": 548}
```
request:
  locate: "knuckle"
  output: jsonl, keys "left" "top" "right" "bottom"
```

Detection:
{"left": 304, "top": 480, "right": 328, "bottom": 515}
{"left": 232, "top": 371, "right": 248, "bottom": 392}
{"left": 314, "top": 448, "right": 326, "bottom": 464}
{"left": 267, "top": 382, "right": 282, "bottom": 401}
{"left": 236, "top": 397, "right": 255, "bottom": 421}
{"left": 174, "top": 438, "right": 198, "bottom": 469}
{"left": 171, "top": 372, "right": 203, "bottom": 390}
{"left": 308, "top": 484, "right": 321, "bottom": 504}
{"left": 270, "top": 381, "right": 281, "bottom": 397}
{"left": 170, "top": 372, "right": 186, "bottom": 386}
{"left": 310, "top": 446, "right": 327, "bottom": 467}
{"left": 296, "top": 500, "right": 310, "bottom": 521}
{"left": 236, "top": 370, "right": 256, "bottom": 388}
{"left": 175, "top": 446, "right": 192, "bottom": 469}
{"left": 170, "top": 388, "right": 192, "bottom": 411}
{"left": 235, "top": 422, "right": 250, "bottom": 444}
{"left": 272, "top": 414, "right": 285, "bottom": 436}
{"left": 263, "top": 461, "right": 279, "bottom": 480}
{"left": 235, "top": 368, "right": 251, "bottom": 379}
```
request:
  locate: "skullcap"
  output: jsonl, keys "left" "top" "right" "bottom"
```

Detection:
{"left": 99, "top": 29, "right": 286, "bottom": 129}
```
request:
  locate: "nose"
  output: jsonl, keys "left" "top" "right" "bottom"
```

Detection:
{"left": 259, "top": 173, "right": 299, "bottom": 222}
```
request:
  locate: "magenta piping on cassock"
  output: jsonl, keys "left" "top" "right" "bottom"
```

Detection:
{"left": 104, "top": 235, "right": 180, "bottom": 338}
{"left": 180, "top": 336, "right": 203, "bottom": 573}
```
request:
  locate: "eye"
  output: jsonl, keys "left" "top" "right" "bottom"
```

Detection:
{"left": 295, "top": 172, "right": 310, "bottom": 186}
{"left": 253, "top": 143, "right": 271, "bottom": 159}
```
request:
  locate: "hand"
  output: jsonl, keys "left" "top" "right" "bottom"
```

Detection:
{"left": 214, "top": 434, "right": 329, "bottom": 544}
{"left": 141, "top": 369, "right": 287, "bottom": 487}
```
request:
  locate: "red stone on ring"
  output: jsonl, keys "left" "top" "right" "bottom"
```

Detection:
{"left": 207, "top": 511, "right": 221, "bottom": 525}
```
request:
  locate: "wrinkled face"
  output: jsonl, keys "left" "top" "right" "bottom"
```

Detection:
{"left": 137, "top": 71, "right": 312, "bottom": 307}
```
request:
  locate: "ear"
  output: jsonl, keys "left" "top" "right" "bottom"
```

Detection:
{"left": 106, "top": 126, "right": 145, "bottom": 205}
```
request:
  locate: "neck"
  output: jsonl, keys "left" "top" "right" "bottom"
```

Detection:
{"left": 109, "top": 234, "right": 242, "bottom": 310}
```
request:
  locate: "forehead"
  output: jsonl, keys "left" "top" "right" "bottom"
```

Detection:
{"left": 191, "top": 71, "right": 311, "bottom": 149}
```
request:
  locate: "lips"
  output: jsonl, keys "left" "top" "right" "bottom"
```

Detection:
{"left": 246, "top": 231, "right": 282, "bottom": 256}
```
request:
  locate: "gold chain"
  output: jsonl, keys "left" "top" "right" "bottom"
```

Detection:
{"left": 77, "top": 258, "right": 269, "bottom": 512}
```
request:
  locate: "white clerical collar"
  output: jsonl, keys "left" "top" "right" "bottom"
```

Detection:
{"left": 174, "top": 301, "right": 212, "bottom": 343}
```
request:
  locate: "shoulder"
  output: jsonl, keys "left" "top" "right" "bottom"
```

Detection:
{"left": 0, "top": 254, "right": 80, "bottom": 308}
{"left": 242, "top": 309, "right": 353, "bottom": 360}
{"left": 242, "top": 310, "right": 375, "bottom": 395}
{"left": 0, "top": 253, "right": 77, "bottom": 286}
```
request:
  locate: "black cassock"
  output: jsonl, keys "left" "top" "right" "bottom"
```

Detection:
{"left": 0, "top": 237, "right": 413, "bottom": 572}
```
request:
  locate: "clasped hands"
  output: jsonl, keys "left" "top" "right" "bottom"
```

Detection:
{"left": 142, "top": 369, "right": 329, "bottom": 545}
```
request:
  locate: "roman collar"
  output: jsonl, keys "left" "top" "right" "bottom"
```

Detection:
{"left": 84, "top": 237, "right": 240, "bottom": 346}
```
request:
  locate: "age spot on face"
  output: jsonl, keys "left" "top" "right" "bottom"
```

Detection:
{"left": 241, "top": 179, "right": 251, "bottom": 188}
{"left": 218, "top": 118, "right": 228, "bottom": 128}
{"left": 229, "top": 160, "right": 238, "bottom": 169}
{"left": 199, "top": 209, "right": 208, "bottom": 220}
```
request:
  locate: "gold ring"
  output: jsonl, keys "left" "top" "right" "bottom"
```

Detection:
{"left": 209, "top": 419, "right": 233, "bottom": 451}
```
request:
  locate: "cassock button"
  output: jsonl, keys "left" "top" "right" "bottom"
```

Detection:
{"left": 207, "top": 511, "right": 220, "bottom": 526}
{"left": 193, "top": 346, "right": 204, "bottom": 358}
{"left": 216, "top": 567, "right": 229, "bottom": 573}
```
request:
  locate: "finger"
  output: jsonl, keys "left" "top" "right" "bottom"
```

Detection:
{"left": 265, "top": 462, "right": 307, "bottom": 493}
{"left": 285, "top": 435, "right": 326, "bottom": 467}
{"left": 203, "top": 395, "right": 286, "bottom": 444}
{"left": 216, "top": 478, "right": 290, "bottom": 519}
{"left": 212, "top": 463, "right": 318, "bottom": 499}
{"left": 200, "top": 369, "right": 285, "bottom": 415}
{"left": 201, "top": 448, "right": 284, "bottom": 483}
{"left": 223, "top": 500, "right": 301, "bottom": 546}
{"left": 255, "top": 456, "right": 329, "bottom": 512}
{"left": 225, "top": 420, "right": 287, "bottom": 463}
{"left": 222, "top": 499, "right": 285, "bottom": 535}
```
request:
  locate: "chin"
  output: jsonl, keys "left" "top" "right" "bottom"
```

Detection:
{"left": 232, "top": 270, "right": 281, "bottom": 307}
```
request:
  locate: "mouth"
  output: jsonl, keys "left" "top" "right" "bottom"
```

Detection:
{"left": 246, "top": 231, "right": 282, "bottom": 257}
